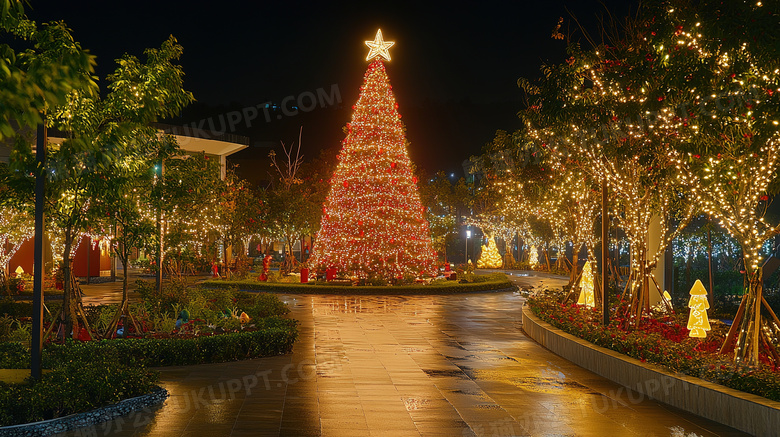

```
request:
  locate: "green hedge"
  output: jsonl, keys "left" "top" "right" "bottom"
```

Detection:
{"left": 0, "top": 357, "right": 158, "bottom": 426}
{"left": 0, "top": 317, "right": 299, "bottom": 370}
{"left": 203, "top": 273, "right": 514, "bottom": 295}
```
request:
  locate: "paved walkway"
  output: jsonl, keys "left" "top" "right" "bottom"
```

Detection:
{"left": 64, "top": 288, "right": 747, "bottom": 436}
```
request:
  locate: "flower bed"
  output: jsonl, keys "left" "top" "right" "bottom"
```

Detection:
{"left": 526, "top": 294, "right": 780, "bottom": 402}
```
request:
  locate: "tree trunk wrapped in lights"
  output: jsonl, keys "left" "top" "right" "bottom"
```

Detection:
{"left": 312, "top": 31, "right": 436, "bottom": 280}
{"left": 674, "top": 136, "right": 780, "bottom": 367}
{"left": 0, "top": 206, "right": 34, "bottom": 295}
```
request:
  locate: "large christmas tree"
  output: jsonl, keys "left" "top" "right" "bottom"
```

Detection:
{"left": 312, "top": 30, "right": 437, "bottom": 279}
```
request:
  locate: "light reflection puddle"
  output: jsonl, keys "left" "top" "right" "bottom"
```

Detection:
{"left": 473, "top": 369, "right": 599, "bottom": 395}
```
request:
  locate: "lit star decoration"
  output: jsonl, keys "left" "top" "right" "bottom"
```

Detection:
{"left": 311, "top": 41, "right": 436, "bottom": 279}
{"left": 365, "top": 29, "right": 394, "bottom": 62}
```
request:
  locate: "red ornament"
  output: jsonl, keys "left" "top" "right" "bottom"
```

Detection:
{"left": 343, "top": 181, "right": 349, "bottom": 187}
{"left": 412, "top": 176, "right": 418, "bottom": 184}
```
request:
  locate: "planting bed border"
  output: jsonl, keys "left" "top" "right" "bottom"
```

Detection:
{"left": 0, "top": 387, "right": 167, "bottom": 437}
{"left": 522, "top": 306, "right": 780, "bottom": 436}
{"left": 202, "top": 278, "right": 515, "bottom": 295}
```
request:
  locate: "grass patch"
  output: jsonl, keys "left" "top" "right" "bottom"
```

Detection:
{"left": 202, "top": 272, "right": 513, "bottom": 294}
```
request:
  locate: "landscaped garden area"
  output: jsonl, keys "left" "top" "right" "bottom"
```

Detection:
{"left": 3, "top": 0, "right": 780, "bottom": 434}
{"left": 204, "top": 271, "right": 513, "bottom": 294}
{"left": 526, "top": 288, "right": 780, "bottom": 402}
{"left": 0, "top": 283, "right": 297, "bottom": 426}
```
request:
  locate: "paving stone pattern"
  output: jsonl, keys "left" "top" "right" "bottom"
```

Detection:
{"left": 63, "top": 288, "right": 747, "bottom": 437}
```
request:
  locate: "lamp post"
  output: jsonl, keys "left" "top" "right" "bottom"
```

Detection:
{"left": 465, "top": 229, "right": 471, "bottom": 264}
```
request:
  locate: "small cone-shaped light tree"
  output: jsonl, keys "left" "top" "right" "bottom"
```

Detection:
{"left": 687, "top": 280, "right": 711, "bottom": 338}
{"left": 577, "top": 260, "right": 595, "bottom": 308}
{"left": 528, "top": 245, "right": 539, "bottom": 267}
{"left": 477, "top": 235, "right": 502, "bottom": 269}
{"left": 312, "top": 30, "right": 436, "bottom": 279}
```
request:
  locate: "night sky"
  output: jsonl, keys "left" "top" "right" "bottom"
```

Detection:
{"left": 29, "top": 1, "right": 638, "bottom": 184}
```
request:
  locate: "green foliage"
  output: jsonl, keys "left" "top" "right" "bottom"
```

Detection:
{"left": 0, "top": 4, "right": 97, "bottom": 140}
{"left": 0, "top": 341, "right": 28, "bottom": 368}
{"left": 41, "top": 318, "right": 298, "bottom": 367}
{"left": 418, "top": 171, "right": 464, "bottom": 259}
{"left": 134, "top": 281, "right": 290, "bottom": 324}
{"left": 0, "top": 356, "right": 158, "bottom": 426}
{"left": 84, "top": 304, "right": 119, "bottom": 334}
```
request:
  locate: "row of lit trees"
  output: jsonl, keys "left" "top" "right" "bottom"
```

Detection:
{"left": 473, "top": 0, "right": 780, "bottom": 367}
{"left": 0, "top": 1, "right": 278, "bottom": 339}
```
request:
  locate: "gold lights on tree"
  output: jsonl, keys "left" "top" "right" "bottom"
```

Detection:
{"left": 312, "top": 30, "right": 436, "bottom": 279}
{"left": 365, "top": 29, "right": 395, "bottom": 62}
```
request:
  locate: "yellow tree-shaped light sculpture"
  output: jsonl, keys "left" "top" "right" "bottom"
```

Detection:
{"left": 577, "top": 260, "right": 595, "bottom": 308}
{"left": 477, "top": 235, "right": 502, "bottom": 269}
{"left": 687, "top": 280, "right": 711, "bottom": 338}
{"left": 528, "top": 245, "right": 539, "bottom": 267}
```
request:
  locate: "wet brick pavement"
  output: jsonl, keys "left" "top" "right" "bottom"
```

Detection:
{"left": 63, "top": 285, "right": 748, "bottom": 437}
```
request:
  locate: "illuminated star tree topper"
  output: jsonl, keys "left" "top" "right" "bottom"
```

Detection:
{"left": 365, "top": 29, "right": 394, "bottom": 62}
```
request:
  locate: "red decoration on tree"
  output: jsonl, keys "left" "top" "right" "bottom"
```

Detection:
{"left": 311, "top": 59, "right": 436, "bottom": 279}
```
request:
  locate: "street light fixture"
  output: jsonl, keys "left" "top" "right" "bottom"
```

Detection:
{"left": 465, "top": 229, "right": 472, "bottom": 264}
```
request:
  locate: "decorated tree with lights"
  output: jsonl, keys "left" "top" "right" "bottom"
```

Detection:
{"left": 653, "top": 0, "right": 780, "bottom": 366}
{"left": 418, "top": 171, "right": 465, "bottom": 263}
{"left": 7, "top": 36, "right": 194, "bottom": 340}
{"left": 266, "top": 132, "right": 325, "bottom": 274}
{"left": 477, "top": 235, "right": 502, "bottom": 269}
{"left": 0, "top": 204, "right": 34, "bottom": 295}
{"left": 312, "top": 30, "right": 436, "bottom": 279}
{"left": 517, "top": 9, "right": 701, "bottom": 323}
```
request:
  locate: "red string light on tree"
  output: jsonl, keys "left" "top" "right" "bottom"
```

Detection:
{"left": 311, "top": 30, "right": 437, "bottom": 279}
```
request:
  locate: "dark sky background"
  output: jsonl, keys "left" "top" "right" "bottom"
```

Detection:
{"left": 29, "top": 0, "right": 639, "bottom": 184}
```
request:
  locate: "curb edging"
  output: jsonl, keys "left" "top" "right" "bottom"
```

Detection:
{"left": 522, "top": 306, "right": 780, "bottom": 436}
{"left": 0, "top": 387, "right": 168, "bottom": 437}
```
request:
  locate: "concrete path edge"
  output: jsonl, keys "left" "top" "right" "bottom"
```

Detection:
{"left": 522, "top": 305, "right": 780, "bottom": 436}
{"left": 0, "top": 387, "right": 168, "bottom": 437}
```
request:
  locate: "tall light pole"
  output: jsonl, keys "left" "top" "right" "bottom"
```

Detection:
{"left": 465, "top": 229, "right": 471, "bottom": 264}
{"left": 31, "top": 122, "right": 46, "bottom": 381}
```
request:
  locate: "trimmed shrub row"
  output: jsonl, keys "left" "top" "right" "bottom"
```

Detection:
{"left": 44, "top": 317, "right": 298, "bottom": 367}
{"left": 203, "top": 273, "right": 514, "bottom": 295}
{"left": 0, "top": 317, "right": 298, "bottom": 369}
{"left": 0, "top": 358, "right": 158, "bottom": 426}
